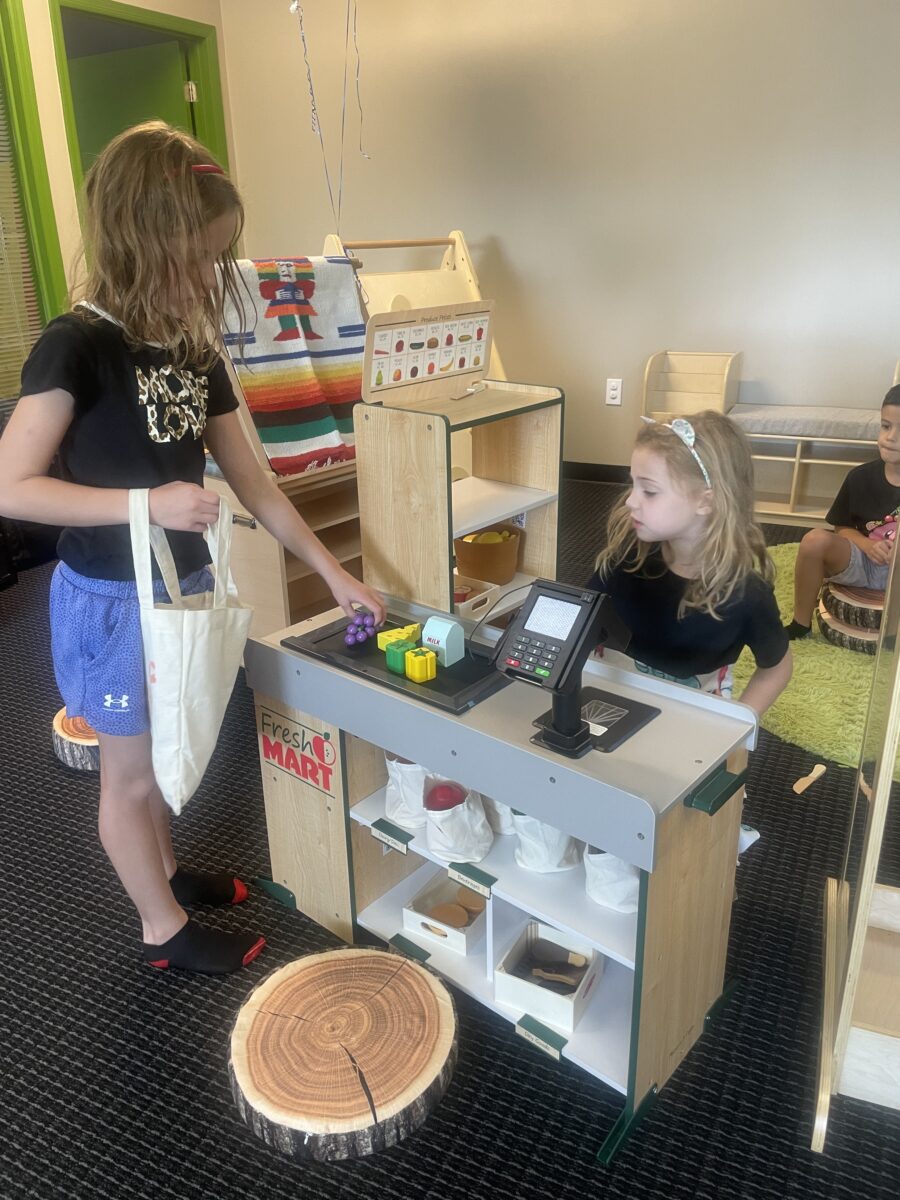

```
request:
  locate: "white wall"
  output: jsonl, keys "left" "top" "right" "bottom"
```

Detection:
{"left": 220, "top": 0, "right": 900, "bottom": 465}
{"left": 22, "top": 0, "right": 233, "bottom": 283}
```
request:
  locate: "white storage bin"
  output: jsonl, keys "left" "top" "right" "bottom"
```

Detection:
{"left": 494, "top": 921, "right": 604, "bottom": 1033}
{"left": 402, "top": 872, "right": 487, "bottom": 955}
{"left": 453, "top": 573, "right": 499, "bottom": 617}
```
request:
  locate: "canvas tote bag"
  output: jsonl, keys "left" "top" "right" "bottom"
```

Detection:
{"left": 129, "top": 488, "right": 252, "bottom": 814}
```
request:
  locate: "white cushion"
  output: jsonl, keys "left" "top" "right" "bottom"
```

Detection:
{"left": 730, "top": 404, "right": 880, "bottom": 442}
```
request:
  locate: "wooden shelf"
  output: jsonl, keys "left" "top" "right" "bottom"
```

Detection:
{"left": 350, "top": 787, "right": 638, "bottom": 967}
{"left": 452, "top": 477, "right": 557, "bottom": 537}
{"left": 285, "top": 523, "right": 361, "bottom": 583}
{"left": 300, "top": 489, "right": 360, "bottom": 532}
{"left": 393, "top": 382, "right": 562, "bottom": 431}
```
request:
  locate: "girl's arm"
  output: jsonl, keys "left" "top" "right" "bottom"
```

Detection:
{"left": 737, "top": 648, "right": 792, "bottom": 716}
{"left": 0, "top": 390, "right": 220, "bottom": 531}
{"left": 203, "top": 409, "right": 386, "bottom": 623}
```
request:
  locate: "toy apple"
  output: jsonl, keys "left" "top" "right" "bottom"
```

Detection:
{"left": 424, "top": 781, "right": 467, "bottom": 811}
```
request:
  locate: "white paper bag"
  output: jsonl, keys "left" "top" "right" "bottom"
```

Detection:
{"left": 511, "top": 812, "right": 581, "bottom": 872}
{"left": 384, "top": 756, "right": 428, "bottom": 829}
{"left": 482, "top": 795, "right": 517, "bottom": 835}
{"left": 129, "top": 489, "right": 252, "bottom": 814}
{"left": 583, "top": 845, "right": 640, "bottom": 912}
{"left": 424, "top": 778, "right": 493, "bottom": 863}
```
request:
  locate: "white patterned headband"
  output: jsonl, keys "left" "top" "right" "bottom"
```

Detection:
{"left": 640, "top": 416, "right": 712, "bottom": 489}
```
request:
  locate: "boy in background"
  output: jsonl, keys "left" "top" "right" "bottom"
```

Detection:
{"left": 786, "top": 385, "right": 900, "bottom": 639}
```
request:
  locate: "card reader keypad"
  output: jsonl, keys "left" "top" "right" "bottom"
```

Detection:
{"left": 506, "top": 636, "right": 560, "bottom": 678}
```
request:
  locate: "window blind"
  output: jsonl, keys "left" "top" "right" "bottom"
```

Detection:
{"left": 0, "top": 67, "right": 43, "bottom": 419}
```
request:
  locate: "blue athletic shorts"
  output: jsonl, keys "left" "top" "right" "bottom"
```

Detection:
{"left": 49, "top": 561, "right": 213, "bottom": 737}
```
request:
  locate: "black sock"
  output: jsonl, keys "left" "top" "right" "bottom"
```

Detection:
{"left": 169, "top": 866, "right": 248, "bottom": 906}
{"left": 785, "top": 619, "right": 811, "bottom": 640}
{"left": 143, "top": 918, "right": 265, "bottom": 973}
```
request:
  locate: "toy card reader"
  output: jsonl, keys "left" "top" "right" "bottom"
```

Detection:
{"left": 493, "top": 579, "right": 634, "bottom": 758}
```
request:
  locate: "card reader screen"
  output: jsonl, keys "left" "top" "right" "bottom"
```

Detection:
{"left": 524, "top": 595, "right": 581, "bottom": 642}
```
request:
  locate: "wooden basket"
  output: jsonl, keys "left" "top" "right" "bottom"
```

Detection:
{"left": 453, "top": 523, "right": 521, "bottom": 585}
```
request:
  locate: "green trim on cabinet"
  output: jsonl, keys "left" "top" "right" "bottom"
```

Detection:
{"left": 0, "top": 0, "right": 68, "bottom": 319}
{"left": 253, "top": 876, "right": 297, "bottom": 910}
{"left": 596, "top": 1084, "right": 658, "bottom": 1166}
{"left": 49, "top": 0, "right": 229, "bottom": 196}
{"left": 685, "top": 765, "right": 749, "bottom": 816}
{"left": 625, "top": 866, "right": 650, "bottom": 1106}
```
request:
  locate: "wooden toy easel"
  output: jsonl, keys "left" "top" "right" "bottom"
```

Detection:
{"left": 208, "top": 231, "right": 501, "bottom": 638}
{"left": 812, "top": 548, "right": 900, "bottom": 1149}
{"left": 323, "top": 230, "right": 506, "bottom": 380}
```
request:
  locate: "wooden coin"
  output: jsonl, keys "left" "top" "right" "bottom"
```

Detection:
{"left": 456, "top": 886, "right": 486, "bottom": 915}
{"left": 427, "top": 902, "right": 470, "bottom": 928}
{"left": 230, "top": 948, "right": 457, "bottom": 1161}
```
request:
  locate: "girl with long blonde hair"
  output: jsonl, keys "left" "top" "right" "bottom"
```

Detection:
{"left": 589, "top": 410, "right": 791, "bottom": 714}
{"left": 0, "top": 122, "right": 384, "bottom": 975}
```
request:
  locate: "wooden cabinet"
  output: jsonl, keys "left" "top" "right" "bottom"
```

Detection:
{"left": 354, "top": 381, "right": 563, "bottom": 613}
{"left": 205, "top": 463, "right": 362, "bottom": 641}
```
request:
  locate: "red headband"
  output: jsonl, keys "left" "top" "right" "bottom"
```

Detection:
{"left": 191, "top": 164, "right": 223, "bottom": 175}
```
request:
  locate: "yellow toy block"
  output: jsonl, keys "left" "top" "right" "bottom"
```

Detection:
{"left": 376, "top": 623, "right": 422, "bottom": 652}
{"left": 405, "top": 647, "right": 437, "bottom": 683}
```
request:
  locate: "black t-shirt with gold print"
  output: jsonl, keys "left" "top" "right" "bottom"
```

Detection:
{"left": 19, "top": 310, "right": 238, "bottom": 581}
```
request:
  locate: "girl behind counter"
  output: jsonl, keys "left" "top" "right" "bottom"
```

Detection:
{"left": 588, "top": 411, "right": 792, "bottom": 715}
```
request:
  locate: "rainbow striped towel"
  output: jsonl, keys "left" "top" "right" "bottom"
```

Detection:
{"left": 221, "top": 257, "right": 364, "bottom": 475}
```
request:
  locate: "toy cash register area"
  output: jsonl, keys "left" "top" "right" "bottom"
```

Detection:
{"left": 244, "top": 302, "right": 758, "bottom": 1163}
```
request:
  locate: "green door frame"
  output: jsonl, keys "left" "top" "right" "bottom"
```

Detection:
{"left": 0, "top": 0, "right": 67, "bottom": 320}
{"left": 49, "top": 0, "right": 230, "bottom": 194}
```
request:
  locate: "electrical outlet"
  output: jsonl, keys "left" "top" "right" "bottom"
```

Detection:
{"left": 605, "top": 378, "right": 622, "bottom": 406}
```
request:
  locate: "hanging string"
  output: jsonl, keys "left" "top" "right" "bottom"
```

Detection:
{"left": 289, "top": 1, "right": 339, "bottom": 230}
{"left": 336, "top": 0, "right": 352, "bottom": 232}
{"left": 288, "top": 1, "right": 371, "bottom": 235}
{"left": 352, "top": 1, "right": 370, "bottom": 159}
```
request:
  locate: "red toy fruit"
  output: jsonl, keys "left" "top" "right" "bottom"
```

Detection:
{"left": 424, "top": 781, "right": 467, "bottom": 811}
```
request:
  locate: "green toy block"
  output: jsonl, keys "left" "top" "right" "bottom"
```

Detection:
{"left": 385, "top": 639, "right": 416, "bottom": 674}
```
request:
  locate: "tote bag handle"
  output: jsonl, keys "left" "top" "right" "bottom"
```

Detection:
{"left": 129, "top": 488, "right": 236, "bottom": 608}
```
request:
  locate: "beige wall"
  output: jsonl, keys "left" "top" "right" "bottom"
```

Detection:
{"left": 22, "top": 0, "right": 233, "bottom": 284}
{"left": 219, "top": 0, "right": 900, "bottom": 465}
{"left": 22, "top": 2, "right": 900, "bottom": 466}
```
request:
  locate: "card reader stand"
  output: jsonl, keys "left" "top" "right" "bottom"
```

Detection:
{"left": 492, "top": 580, "right": 631, "bottom": 759}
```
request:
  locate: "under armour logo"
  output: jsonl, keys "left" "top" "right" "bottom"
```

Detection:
{"left": 103, "top": 694, "right": 130, "bottom": 710}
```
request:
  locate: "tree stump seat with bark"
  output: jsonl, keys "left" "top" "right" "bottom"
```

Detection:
{"left": 51, "top": 707, "right": 100, "bottom": 771}
{"left": 229, "top": 947, "right": 458, "bottom": 1161}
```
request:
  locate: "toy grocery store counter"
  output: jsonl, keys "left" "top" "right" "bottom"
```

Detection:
{"left": 243, "top": 595, "right": 757, "bottom": 873}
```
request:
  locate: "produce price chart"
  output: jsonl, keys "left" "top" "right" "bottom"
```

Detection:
{"left": 370, "top": 314, "right": 490, "bottom": 390}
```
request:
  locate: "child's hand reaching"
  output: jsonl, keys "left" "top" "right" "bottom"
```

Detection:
{"left": 863, "top": 538, "right": 893, "bottom": 565}
{"left": 149, "top": 481, "right": 221, "bottom": 532}
{"left": 326, "top": 567, "right": 386, "bottom": 625}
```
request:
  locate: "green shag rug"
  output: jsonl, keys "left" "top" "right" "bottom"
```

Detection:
{"left": 732, "top": 542, "right": 874, "bottom": 768}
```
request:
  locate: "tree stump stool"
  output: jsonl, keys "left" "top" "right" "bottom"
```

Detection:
{"left": 229, "top": 947, "right": 457, "bottom": 1161}
{"left": 817, "top": 584, "right": 882, "bottom": 655}
{"left": 51, "top": 707, "right": 100, "bottom": 771}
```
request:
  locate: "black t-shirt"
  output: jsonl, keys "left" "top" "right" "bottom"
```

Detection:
{"left": 586, "top": 549, "right": 788, "bottom": 677}
{"left": 826, "top": 458, "right": 900, "bottom": 542}
{"left": 19, "top": 311, "right": 238, "bottom": 580}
